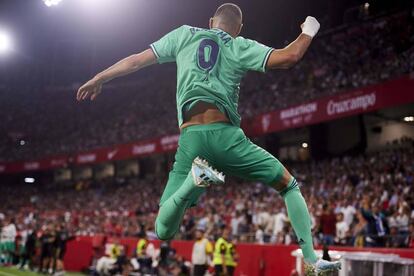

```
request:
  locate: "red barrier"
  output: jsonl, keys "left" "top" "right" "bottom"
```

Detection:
{"left": 64, "top": 236, "right": 414, "bottom": 275}
{"left": 64, "top": 237, "right": 94, "bottom": 272}
{"left": 243, "top": 74, "right": 414, "bottom": 137}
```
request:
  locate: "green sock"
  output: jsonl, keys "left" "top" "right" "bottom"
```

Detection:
{"left": 280, "top": 178, "right": 318, "bottom": 264}
{"left": 155, "top": 172, "right": 204, "bottom": 240}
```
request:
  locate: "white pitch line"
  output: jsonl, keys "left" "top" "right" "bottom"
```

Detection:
{"left": 0, "top": 271, "right": 17, "bottom": 276}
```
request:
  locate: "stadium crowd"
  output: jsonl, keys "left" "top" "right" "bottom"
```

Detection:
{"left": 1, "top": 140, "right": 413, "bottom": 256}
{"left": 0, "top": 11, "right": 413, "bottom": 162}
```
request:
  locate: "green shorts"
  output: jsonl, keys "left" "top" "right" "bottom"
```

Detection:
{"left": 1, "top": 241, "right": 15, "bottom": 252}
{"left": 160, "top": 122, "right": 286, "bottom": 206}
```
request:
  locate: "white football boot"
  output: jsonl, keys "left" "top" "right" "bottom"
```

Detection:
{"left": 191, "top": 157, "right": 225, "bottom": 187}
{"left": 307, "top": 259, "right": 341, "bottom": 275}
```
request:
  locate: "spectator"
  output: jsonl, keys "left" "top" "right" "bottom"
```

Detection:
{"left": 271, "top": 207, "right": 288, "bottom": 243}
{"left": 39, "top": 224, "right": 56, "bottom": 274}
{"left": 319, "top": 204, "right": 336, "bottom": 245}
{"left": 191, "top": 227, "right": 213, "bottom": 276}
{"left": 19, "top": 227, "right": 36, "bottom": 271}
{"left": 335, "top": 213, "right": 349, "bottom": 245}
{"left": 361, "top": 203, "right": 389, "bottom": 247}
{"left": 340, "top": 200, "right": 356, "bottom": 228}
{"left": 134, "top": 232, "right": 155, "bottom": 275}
{"left": 352, "top": 211, "right": 368, "bottom": 247}
{"left": 1, "top": 218, "right": 17, "bottom": 266}
{"left": 213, "top": 228, "right": 235, "bottom": 276}
{"left": 386, "top": 226, "right": 405, "bottom": 248}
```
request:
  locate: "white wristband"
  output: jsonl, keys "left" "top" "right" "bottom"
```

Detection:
{"left": 302, "top": 16, "right": 320, "bottom": 38}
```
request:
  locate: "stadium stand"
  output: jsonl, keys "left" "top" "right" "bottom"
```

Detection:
{"left": 0, "top": 11, "right": 413, "bottom": 162}
{"left": 1, "top": 139, "right": 413, "bottom": 249}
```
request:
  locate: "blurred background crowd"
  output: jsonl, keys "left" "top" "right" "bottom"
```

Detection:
{"left": 1, "top": 140, "right": 413, "bottom": 254}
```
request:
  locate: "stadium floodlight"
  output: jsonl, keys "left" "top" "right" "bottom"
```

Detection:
{"left": 43, "top": 0, "right": 63, "bottom": 7}
{"left": 0, "top": 31, "right": 12, "bottom": 54}
{"left": 404, "top": 116, "right": 414, "bottom": 122}
{"left": 24, "top": 177, "right": 35, "bottom": 183}
{"left": 302, "top": 142, "right": 308, "bottom": 148}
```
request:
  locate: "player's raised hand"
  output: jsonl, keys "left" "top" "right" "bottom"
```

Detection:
{"left": 301, "top": 16, "right": 320, "bottom": 38}
{"left": 76, "top": 78, "right": 102, "bottom": 101}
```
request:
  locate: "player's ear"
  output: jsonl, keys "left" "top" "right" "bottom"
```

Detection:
{"left": 209, "top": 17, "right": 214, "bottom": 29}
{"left": 235, "top": 23, "right": 243, "bottom": 36}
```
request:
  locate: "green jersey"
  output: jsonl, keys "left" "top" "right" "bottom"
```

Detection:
{"left": 150, "top": 25, "right": 273, "bottom": 127}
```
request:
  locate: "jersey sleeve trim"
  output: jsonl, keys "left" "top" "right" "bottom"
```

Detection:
{"left": 150, "top": 44, "right": 160, "bottom": 60}
{"left": 261, "top": 48, "right": 274, "bottom": 72}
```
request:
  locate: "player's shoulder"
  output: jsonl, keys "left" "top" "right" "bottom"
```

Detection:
{"left": 235, "top": 36, "right": 258, "bottom": 46}
{"left": 177, "top": 24, "right": 193, "bottom": 31}
{"left": 235, "top": 36, "right": 270, "bottom": 52}
{"left": 182, "top": 25, "right": 212, "bottom": 36}
{"left": 235, "top": 35, "right": 248, "bottom": 42}
{"left": 175, "top": 25, "right": 201, "bottom": 32}
{"left": 172, "top": 25, "right": 205, "bottom": 39}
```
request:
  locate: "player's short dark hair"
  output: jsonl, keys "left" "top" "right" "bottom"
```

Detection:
{"left": 214, "top": 3, "right": 242, "bottom": 30}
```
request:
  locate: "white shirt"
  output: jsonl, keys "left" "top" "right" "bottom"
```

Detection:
{"left": 310, "top": 213, "right": 316, "bottom": 230}
{"left": 396, "top": 214, "right": 409, "bottom": 232}
{"left": 145, "top": 243, "right": 156, "bottom": 260}
{"left": 255, "top": 228, "right": 264, "bottom": 244}
{"left": 4, "top": 224, "right": 17, "bottom": 242}
{"left": 284, "top": 233, "right": 292, "bottom": 245}
{"left": 341, "top": 205, "right": 356, "bottom": 226}
{"left": 192, "top": 238, "right": 211, "bottom": 265}
{"left": 0, "top": 226, "right": 6, "bottom": 242}
{"left": 231, "top": 216, "right": 243, "bottom": 236}
{"left": 388, "top": 216, "right": 398, "bottom": 228}
{"left": 272, "top": 212, "right": 287, "bottom": 236}
{"left": 336, "top": 221, "right": 349, "bottom": 240}
{"left": 197, "top": 217, "right": 209, "bottom": 230}
{"left": 257, "top": 211, "right": 271, "bottom": 228}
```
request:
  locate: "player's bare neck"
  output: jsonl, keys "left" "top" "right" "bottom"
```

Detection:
{"left": 212, "top": 23, "right": 235, "bottom": 38}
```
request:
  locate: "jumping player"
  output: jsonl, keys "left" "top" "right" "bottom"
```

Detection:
{"left": 77, "top": 3, "right": 341, "bottom": 273}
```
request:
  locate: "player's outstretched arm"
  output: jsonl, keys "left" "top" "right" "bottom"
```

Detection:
{"left": 76, "top": 48, "right": 156, "bottom": 101}
{"left": 266, "top": 16, "right": 320, "bottom": 70}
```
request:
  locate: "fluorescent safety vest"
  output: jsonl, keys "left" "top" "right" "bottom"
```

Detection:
{"left": 213, "top": 237, "right": 228, "bottom": 265}
{"left": 136, "top": 239, "right": 148, "bottom": 256}
{"left": 226, "top": 242, "right": 237, "bottom": 267}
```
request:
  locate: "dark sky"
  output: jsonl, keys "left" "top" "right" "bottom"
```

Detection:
{"left": 0, "top": 0, "right": 407, "bottom": 85}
